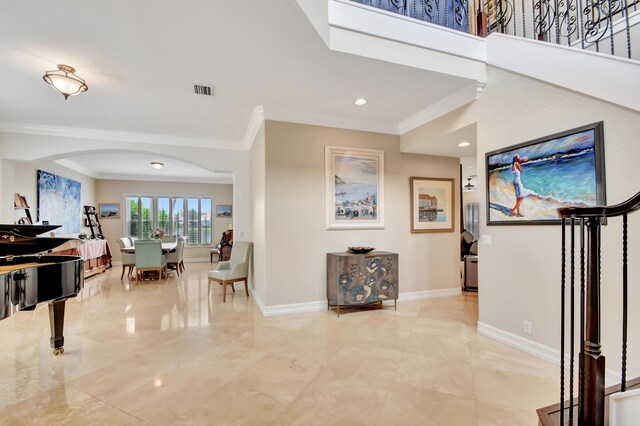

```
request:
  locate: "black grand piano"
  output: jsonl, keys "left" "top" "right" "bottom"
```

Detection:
{"left": 0, "top": 224, "right": 83, "bottom": 355}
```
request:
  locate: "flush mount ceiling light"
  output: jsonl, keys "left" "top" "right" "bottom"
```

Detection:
{"left": 42, "top": 64, "right": 88, "bottom": 99}
{"left": 150, "top": 162, "right": 164, "bottom": 170}
{"left": 354, "top": 98, "right": 368, "bottom": 106}
{"left": 458, "top": 141, "right": 471, "bottom": 147}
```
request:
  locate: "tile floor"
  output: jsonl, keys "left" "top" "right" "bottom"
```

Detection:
{"left": 0, "top": 263, "right": 560, "bottom": 425}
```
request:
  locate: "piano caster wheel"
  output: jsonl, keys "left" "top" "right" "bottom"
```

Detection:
{"left": 53, "top": 347, "right": 64, "bottom": 356}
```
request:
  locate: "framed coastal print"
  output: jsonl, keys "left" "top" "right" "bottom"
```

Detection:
{"left": 410, "top": 177, "right": 455, "bottom": 233}
{"left": 486, "top": 122, "right": 606, "bottom": 225}
{"left": 99, "top": 203, "right": 120, "bottom": 219}
{"left": 37, "top": 170, "right": 82, "bottom": 234}
{"left": 325, "top": 146, "right": 384, "bottom": 230}
{"left": 216, "top": 205, "right": 232, "bottom": 218}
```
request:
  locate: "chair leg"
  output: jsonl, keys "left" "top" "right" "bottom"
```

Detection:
{"left": 135, "top": 269, "right": 138, "bottom": 285}
{"left": 121, "top": 265, "right": 125, "bottom": 280}
{"left": 222, "top": 282, "right": 227, "bottom": 303}
{"left": 210, "top": 253, "right": 213, "bottom": 263}
{"left": 231, "top": 282, "right": 235, "bottom": 293}
{"left": 128, "top": 266, "right": 133, "bottom": 277}
{"left": 244, "top": 279, "right": 249, "bottom": 297}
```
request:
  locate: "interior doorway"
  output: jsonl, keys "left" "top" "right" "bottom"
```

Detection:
{"left": 460, "top": 156, "right": 478, "bottom": 292}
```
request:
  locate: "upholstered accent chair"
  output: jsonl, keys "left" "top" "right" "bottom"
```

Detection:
{"left": 208, "top": 242, "right": 252, "bottom": 302}
{"left": 210, "top": 248, "right": 220, "bottom": 263}
{"left": 134, "top": 240, "right": 167, "bottom": 284}
{"left": 116, "top": 237, "right": 135, "bottom": 280}
{"left": 166, "top": 237, "right": 186, "bottom": 275}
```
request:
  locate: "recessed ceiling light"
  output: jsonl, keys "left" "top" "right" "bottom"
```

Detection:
{"left": 458, "top": 141, "right": 471, "bottom": 147}
{"left": 354, "top": 98, "right": 368, "bottom": 106}
{"left": 150, "top": 162, "right": 164, "bottom": 170}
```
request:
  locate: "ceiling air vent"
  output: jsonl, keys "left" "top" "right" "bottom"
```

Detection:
{"left": 193, "top": 84, "right": 214, "bottom": 96}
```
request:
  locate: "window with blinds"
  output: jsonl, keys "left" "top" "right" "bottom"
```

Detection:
{"left": 124, "top": 196, "right": 213, "bottom": 246}
{"left": 465, "top": 202, "right": 480, "bottom": 239}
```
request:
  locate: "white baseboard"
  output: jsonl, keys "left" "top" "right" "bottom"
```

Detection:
{"left": 249, "top": 287, "right": 461, "bottom": 317}
{"left": 184, "top": 258, "right": 209, "bottom": 263}
{"left": 399, "top": 287, "right": 461, "bottom": 301}
{"left": 478, "top": 322, "right": 621, "bottom": 386}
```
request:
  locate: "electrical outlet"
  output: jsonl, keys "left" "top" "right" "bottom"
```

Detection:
{"left": 524, "top": 321, "right": 532, "bottom": 334}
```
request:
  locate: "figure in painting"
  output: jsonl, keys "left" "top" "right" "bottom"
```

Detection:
{"left": 510, "top": 154, "right": 528, "bottom": 217}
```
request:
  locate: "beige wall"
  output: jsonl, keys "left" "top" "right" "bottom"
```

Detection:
{"left": 1, "top": 159, "right": 96, "bottom": 235}
{"left": 96, "top": 179, "right": 233, "bottom": 262}
{"left": 476, "top": 68, "right": 640, "bottom": 375}
{"left": 263, "top": 120, "right": 461, "bottom": 306}
{"left": 250, "top": 123, "right": 267, "bottom": 303}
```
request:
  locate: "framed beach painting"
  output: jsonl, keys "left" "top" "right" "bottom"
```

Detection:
{"left": 486, "top": 122, "right": 606, "bottom": 225}
{"left": 410, "top": 177, "right": 455, "bottom": 233}
{"left": 99, "top": 203, "right": 120, "bottom": 219}
{"left": 37, "top": 170, "right": 81, "bottom": 234}
{"left": 216, "top": 205, "right": 232, "bottom": 218}
{"left": 325, "top": 146, "right": 384, "bottom": 230}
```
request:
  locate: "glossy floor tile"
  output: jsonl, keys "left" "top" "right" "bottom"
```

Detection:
{"left": 0, "top": 263, "right": 559, "bottom": 425}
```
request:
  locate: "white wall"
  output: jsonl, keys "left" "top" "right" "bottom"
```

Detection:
{"left": 250, "top": 123, "right": 267, "bottom": 304}
{"left": 262, "top": 120, "right": 461, "bottom": 307}
{"left": 476, "top": 67, "right": 640, "bottom": 376}
{"left": 96, "top": 179, "right": 232, "bottom": 262}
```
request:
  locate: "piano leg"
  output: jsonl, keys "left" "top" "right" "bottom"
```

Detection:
{"left": 48, "top": 300, "right": 66, "bottom": 355}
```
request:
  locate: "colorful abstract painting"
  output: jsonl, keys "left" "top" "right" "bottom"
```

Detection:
{"left": 325, "top": 146, "right": 384, "bottom": 230}
{"left": 486, "top": 122, "right": 606, "bottom": 225}
{"left": 37, "top": 170, "right": 81, "bottom": 234}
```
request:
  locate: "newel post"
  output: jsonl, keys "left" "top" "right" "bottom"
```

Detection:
{"left": 583, "top": 216, "right": 605, "bottom": 425}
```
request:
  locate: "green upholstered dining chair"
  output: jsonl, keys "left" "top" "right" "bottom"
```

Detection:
{"left": 166, "top": 236, "right": 186, "bottom": 276}
{"left": 116, "top": 237, "right": 135, "bottom": 280}
{"left": 134, "top": 239, "right": 167, "bottom": 284}
{"left": 207, "top": 241, "right": 252, "bottom": 302}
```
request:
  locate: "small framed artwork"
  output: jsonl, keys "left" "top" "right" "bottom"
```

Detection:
{"left": 410, "top": 177, "right": 455, "bottom": 233}
{"left": 325, "top": 146, "right": 384, "bottom": 230}
{"left": 216, "top": 205, "right": 232, "bottom": 218}
{"left": 486, "top": 122, "right": 606, "bottom": 225}
{"left": 98, "top": 203, "right": 120, "bottom": 219}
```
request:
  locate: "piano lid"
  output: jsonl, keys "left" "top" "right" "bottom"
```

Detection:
{"left": 0, "top": 224, "right": 61, "bottom": 237}
{"left": 0, "top": 225, "right": 76, "bottom": 257}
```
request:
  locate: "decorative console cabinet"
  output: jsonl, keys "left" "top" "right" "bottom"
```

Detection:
{"left": 326, "top": 251, "right": 399, "bottom": 316}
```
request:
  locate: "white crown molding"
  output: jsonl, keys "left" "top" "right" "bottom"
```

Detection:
{"left": 264, "top": 107, "right": 400, "bottom": 135}
{"left": 96, "top": 173, "right": 233, "bottom": 184}
{"left": 54, "top": 158, "right": 99, "bottom": 178}
{"left": 0, "top": 121, "right": 244, "bottom": 151}
{"left": 478, "top": 322, "right": 621, "bottom": 386}
{"left": 242, "top": 105, "right": 265, "bottom": 150}
{"left": 399, "top": 83, "right": 482, "bottom": 134}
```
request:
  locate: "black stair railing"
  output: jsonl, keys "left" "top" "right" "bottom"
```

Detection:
{"left": 351, "top": 0, "right": 470, "bottom": 32}
{"left": 479, "top": 0, "right": 638, "bottom": 59}
{"left": 554, "top": 191, "right": 640, "bottom": 425}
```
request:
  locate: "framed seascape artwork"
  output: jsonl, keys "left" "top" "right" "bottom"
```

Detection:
{"left": 37, "top": 170, "right": 82, "bottom": 234}
{"left": 99, "top": 203, "right": 120, "bottom": 219}
{"left": 216, "top": 205, "right": 232, "bottom": 218}
{"left": 410, "top": 177, "right": 455, "bottom": 233}
{"left": 325, "top": 146, "right": 384, "bottom": 230}
{"left": 486, "top": 122, "right": 606, "bottom": 225}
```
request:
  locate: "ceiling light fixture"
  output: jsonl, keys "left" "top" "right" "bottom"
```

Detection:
{"left": 42, "top": 64, "right": 88, "bottom": 100}
{"left": 150, "top": 162, "right": 164, "bottom": 170}
{"left": 464, "top": 177, "right": 475, "bottom": 190}
{"left": 458, "top": 141, "right": 471, "bottom": 147}
{"left": 354, "top": 98, "right": 368, "bottom": 106}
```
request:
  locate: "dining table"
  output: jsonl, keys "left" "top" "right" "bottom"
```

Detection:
{"left": 121, "top": 242, "right": 177, "bottom": 254}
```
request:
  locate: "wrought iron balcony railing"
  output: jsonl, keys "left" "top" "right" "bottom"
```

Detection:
{"left": 351, "top": 0, "right": 638, "bottom": 59}
{"left": 351, "top": 0, "right": 470, "bottom": 33}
